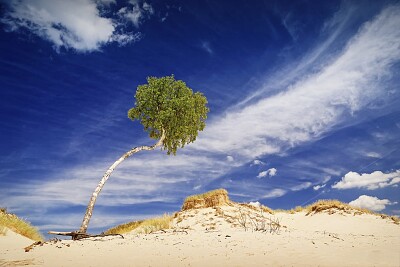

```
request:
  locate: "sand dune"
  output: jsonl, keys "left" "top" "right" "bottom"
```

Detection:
{"left": 1, "top": 192, "right": 399, "bottom": 266}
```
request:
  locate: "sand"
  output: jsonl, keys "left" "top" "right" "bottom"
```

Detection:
{"left": 1, "top": 205, "right": 399, "bottom": 267}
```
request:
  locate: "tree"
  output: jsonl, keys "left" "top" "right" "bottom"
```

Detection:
{"left": 49, "top": 75, "right": 209, "bottom": 239}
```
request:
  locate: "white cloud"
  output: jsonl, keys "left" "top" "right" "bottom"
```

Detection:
{"left": 366, "top": 152, "right": 381, "bottom": 158}
{"left": 119, "top": 0, "right": 154, "bottom": 28}
{"left": 248, "top": 201, "right": 261, "bottom": 208}
{"left": 193, "top": 4, "right": 400, "bottom": 159}
{"left": 251, "top": 160, "right": 266, "bottom": 166}
{"left": 332, "top": 170, "right": 400, "bottom": 190}
{"left": 257, "top": 168, "right": 277, "bottom": 178}
{"left": 313, "top": 184, "right": 326, "bottom": 191}
{"left": 291, "top": 182, "right": 312, "bottom": 191}
{"left": 262, "top": 189, "right": 286, "bottom": 199}
{"left": 267, "top": 168, "right": 277, "bottom": 177}
{"left": 257, "top": 171, "right": 268, "bottom": 178}
{"left": 313, "top": 176, "right": 331, "bottom": 190}
{"left": 193, "top": 185, "right": 201, "bottom": 190}
{"left": 226, "top": 156, "right": 234, "bottom": 162}
{"left": 110, "top": 32, "right": 142, "bottom": 46}
{"left": 1, "top": 0, "right": 144, "bottom": 52}
{"left": 349, "top": 195, "right": 397, "bottom": 212}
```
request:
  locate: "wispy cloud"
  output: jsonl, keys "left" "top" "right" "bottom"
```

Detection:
{"left": 118, "top": 0, "right": 154, "bottom": 28}
{"left": 313, "top": 176, "right": 331, "bottom": 191}
{"left": 201, "top": 41, "right": 213, "bottom": 54}
{"left": 257, "top": 168, "right": 277, "bottom": 178}
{"left": 1, "top": 0, "right": 149, "bottom": 52}
{"left": 365, "top": 152, "right": 381, "bottom": 158}
{"left": 332, "top": 170, "right": 400, "bottom": 190}
{"left": 349, "top": 195, "right": 397, "bottom": 212}
{"left": 193, "top": 4, "right": 400, "bottom": 160}
{"left": 262, "top": 189, "right": 287, "bottom": 199}
{"left": 291, "top": 182, "right": 312, "bottom": 192}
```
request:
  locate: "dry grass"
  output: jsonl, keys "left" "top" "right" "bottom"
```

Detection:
{"left": 182, "top": 189, "right": 230, "bottom": 210}
{"left": 273, "top": 200, "right": 373, "bottom": 215}
{"left": 0, "top": 208, "right": 43, "bottom": 241}
{"left": 273, "top": 199, "right": 399, "bottom": 224}
{"left": 105, "top": 214, "right": 173, "bottom": 235}
{"left": 104, "top": 220, "right": 144, "bottom": 235}
{"left": 304, "top": 199, "right": 373, "bottom": 215}
{"left": 184, "top": 189, "right": 228, "bottom": 202}
{"left": 0, "top": 225, "right": 6, "bottom": 236}
{"left": 137, "top": 214, "right": 173, "bottom": 234}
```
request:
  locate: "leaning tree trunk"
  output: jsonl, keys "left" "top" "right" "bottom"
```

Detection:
{"left": 78, "top": 130, "right": 165, "bottom": 234}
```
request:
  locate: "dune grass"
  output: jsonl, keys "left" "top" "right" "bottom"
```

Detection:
{"left": 105, "top": 220, "right": 144, "bottom": 235}
{"left": 0, "top": 208, "right": 43, "bottom": 241}
{"left": 0, "top": 225, "right": 6, "bottom": 236}
{"left": 271, "top": 199, "right": 399, "bottom": 224}
{"left": 184, "top": 188, "right": 228, "bottom": 202}
{"left": 304, "top": 199, "right": 373, "bottom": 215}
{"left": 105, "top": 214, "right": 173, "bottom": 235}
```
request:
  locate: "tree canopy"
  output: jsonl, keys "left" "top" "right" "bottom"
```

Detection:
{"left": 128, "top": 75, "right": 209, "bottom": 155}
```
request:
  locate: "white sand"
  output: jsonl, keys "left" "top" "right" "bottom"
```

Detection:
{"left": 1, "top": 205, "right": 399, "bottom": 267}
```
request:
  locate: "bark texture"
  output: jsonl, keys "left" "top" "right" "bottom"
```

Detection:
{"left": 79, "top": 130, "right": 165, "bottom": 233}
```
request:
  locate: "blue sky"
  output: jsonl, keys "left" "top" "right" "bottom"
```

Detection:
{"left": 0, "top": 0, "right": 399, "bottom": 235}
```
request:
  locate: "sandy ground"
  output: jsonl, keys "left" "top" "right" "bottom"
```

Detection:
{"left": 1, "top": 207, "right": 399, "bottom": 267}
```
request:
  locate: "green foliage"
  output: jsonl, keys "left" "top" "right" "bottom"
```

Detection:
{"left": 128, "top": 75, "right": 209, "bottom": 155}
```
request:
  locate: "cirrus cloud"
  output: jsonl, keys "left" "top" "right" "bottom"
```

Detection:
{"left": 193, "top": 4, "right": 400, "bottom": 160}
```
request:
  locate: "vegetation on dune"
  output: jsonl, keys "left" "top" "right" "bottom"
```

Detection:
{"left": 184, "top": 189, "right": 228, "bottom": 202}
{"left": 304, "top": 199, "right": 371, "bottom": 215}
{"left": 137, "top": 214, "right": 173, "bottom": 234}
{"left": 182, "top": 188, "right": 230, "bottom": 210}
{"left": 0, "top": 208, "right": 43, "bottom": 241}
{"left": 105, "top": 214, "right": 173, "bottom": 235}
{"left": 273, "top": 199, "right": 399, "bottom": 224}
{"left": 104, "top": 220, "right": 144, "bottom": 235}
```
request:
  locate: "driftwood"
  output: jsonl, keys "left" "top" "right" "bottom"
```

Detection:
{"left": 48, "top": 231, "right": 124, "bottom": 240}
{"left": 24, "top": 241, "right": 43, "bottom": 252}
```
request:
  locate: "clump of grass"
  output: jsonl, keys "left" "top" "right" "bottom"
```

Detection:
{"left": 271, "top": 200, "right": 399, "bottom": 224}
{"left": 0, "top": 208, "right": 43, "bottom": 241}
{"left": 182, "top": 189, "right": 230, "bottom": 210}
{"left": 105, "top": 214, "right": 173, "bottom": 235}
{"left": 304, "top": 199, "right": 372, "bottom": 215}
{"left": 105, "top": 220, "right": 144, "bottom": 235}
{"left": 184, "top": 189, "right": 228, "bottom": 202}
{"left": 136, "top": 214, "right": 173, "bottom": 234}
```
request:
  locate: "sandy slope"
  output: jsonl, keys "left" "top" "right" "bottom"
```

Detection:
{"left": 1, "top": 205, "right": 399, "bottom": 267}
